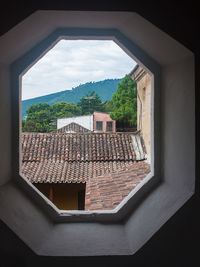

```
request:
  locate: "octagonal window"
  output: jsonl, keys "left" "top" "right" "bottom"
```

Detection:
{"left": 20, "top": 39, "right": 152, "bottom": 211}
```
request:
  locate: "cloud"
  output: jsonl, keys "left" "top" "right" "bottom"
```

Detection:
{"left": 22, "top": 40, "right": 136, "bottom": 100}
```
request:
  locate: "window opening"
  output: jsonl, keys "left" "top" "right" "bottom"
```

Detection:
{"left": 20, "top": 39, "right": 152, "bottom": 211}
{"left": 96, "top": 121, "right": 103, "bottom": 131}
{"left": 106, "top": 121, "right": 113, "bottom": 132}
{"left": 78, "top": 189, "right": 86, "bottom": 210}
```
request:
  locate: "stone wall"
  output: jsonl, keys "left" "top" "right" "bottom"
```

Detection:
{"left": 130, "top": 66, "right": 151, "bottom": 160}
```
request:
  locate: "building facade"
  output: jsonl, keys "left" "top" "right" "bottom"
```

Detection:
{"left": 57, "top": 111, "right": 116, "bottom": 133}
{"left": 57, "top": 114, "right": 93, "bottom": 132}
{"left": 93, "top": 111, "right": 116, "bottom": 132}
{"left": 130, "top": 65, "right": 151, "bottom": 161}
{"left": 21, "top": 131, "right": 149, "bottom": 210}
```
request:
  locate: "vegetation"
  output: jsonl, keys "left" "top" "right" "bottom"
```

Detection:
{"left": 110, "top": 75, "right": 137, "bottom": 127}
{"left": 22, "top": 93, "right": 106, "bottom": 132}
{"left": 22, "top": 78, "right": 121, "bottom": 119}
{"left": 22, "top": 102, "right": 81, "bottom": 132}
{"left": 78, "top": 91, "right": 103, "bottom": 115}
{"left": 101, "top": 99, "right": 115, "bottom": 113}
{"left": 22, "top": 75, "right": 137, "bottom": 132}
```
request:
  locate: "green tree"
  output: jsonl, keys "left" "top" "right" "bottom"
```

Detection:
{"left": 22, "top": 120, "right": 53, "bottom": 132}
{"left": 101, "top": 99, "right": 114, "bottom": 113}
{"left": 51, "top": 102, "right": 81, "bottom": 119}
{"left": 26, "top": 103, "right": 51, "bottom": 115}
{"left": 110, "top": 75, "right": 137, "bottom": 127}
{"left": 22, "top": 102, "right": 81, "bottom": 132}
{"left": 24, "top": 103, "right": 53, "bottom": 132}
{"left": 78, "top": 91, "right": 102, "bottom": 115}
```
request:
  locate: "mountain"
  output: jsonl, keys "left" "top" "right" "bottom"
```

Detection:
{"left": 22, "top": 78, "right": 121, "bottom": 118}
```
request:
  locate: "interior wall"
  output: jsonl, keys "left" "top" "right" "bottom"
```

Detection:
{"left": 0, "top": 10, "right": 195, "bottom": 256}
{"left": 0, "top": 195, "right": 199, "bottom": 267}
{"left": 125, "top": 56, "right": 195, "bottom": 252}
{"left": 0, "top": 1, "right": 199, "bottom": 264}
{"left": 35, "top": 183, "right": 86, "bottom": 210}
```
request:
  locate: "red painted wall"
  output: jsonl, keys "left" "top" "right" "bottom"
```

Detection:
{"left": 93, "top": 111, "right": 116, "bottom": 132}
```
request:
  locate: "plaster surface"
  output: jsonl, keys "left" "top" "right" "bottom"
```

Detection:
{"left": 57, "top": 114, "right": 93, "bottom": 131}
{"left": 0, "top": 11, "right": 195, "bottom": 256}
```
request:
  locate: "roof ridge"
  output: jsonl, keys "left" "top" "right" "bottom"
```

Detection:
{"left": 21, "top": 131, "right": 145, "bottom": 163}
{"left": 22, "top": 131, "right": 140, "bottom": 136}
{"left": 53, "top": 121, "right": 91, "bottom": 134}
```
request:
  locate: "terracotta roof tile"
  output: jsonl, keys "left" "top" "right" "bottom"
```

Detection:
{"left": 85, "top": 161, "right": 150, "bottom": 210}
{"left": 21, "top": 160, "right": 140, "bottom": 183}
{"left": 21, "top": 132, "right": 145, "bottom": 162}
{"left": 21, "top": 132, "right": 148, "bottom": 184}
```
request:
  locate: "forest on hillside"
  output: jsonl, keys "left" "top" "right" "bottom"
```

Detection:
{"left": 22, "top": 78, "right": 121, "bottom": 119}
{"left": 22, "top": 75, "right": 137, "bottom": 132}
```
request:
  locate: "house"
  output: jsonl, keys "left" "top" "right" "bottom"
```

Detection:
{"left": 93, "top": 111, "right": 116, "bottom": 132}
{"left": 57, "top": 114, "right": 94, "bottom": 132}
{"left": 130, "top": 65, "right": 151, "bottom": 162}
{"left": 21, "top": 131, "right": 150, "bottom": 210}
{"left": 57, "top": 111, "right": 116, "bottom": 133}
{"left": 54, "top": 122, "right": 91, "bottom": 133}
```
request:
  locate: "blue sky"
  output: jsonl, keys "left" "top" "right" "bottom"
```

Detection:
{"left": 22, "top": 40, "right": 136, "bottom": 100}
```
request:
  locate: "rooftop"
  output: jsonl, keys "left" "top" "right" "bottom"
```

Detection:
{"left": 21, "top": 131, "right": 148, "bottom": 184}
{"left": 54, "top": 122, "right": 91, "bottom": 134}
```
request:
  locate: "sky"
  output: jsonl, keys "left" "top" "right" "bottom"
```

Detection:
{"left": 22, "top": 40, "right": 136, "bottom": 100}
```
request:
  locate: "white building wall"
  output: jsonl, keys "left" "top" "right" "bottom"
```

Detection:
{"left": 57, "top": 115, "right": 94, "bottom": 131}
